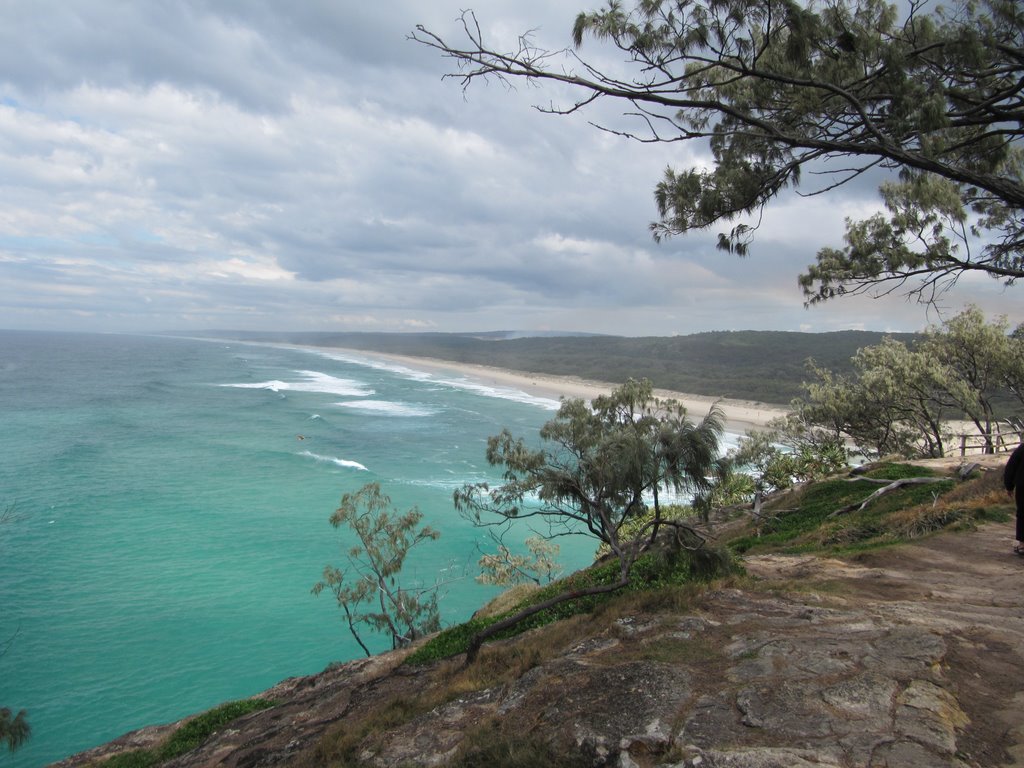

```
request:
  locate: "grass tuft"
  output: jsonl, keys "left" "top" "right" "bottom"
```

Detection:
{"left": 446, "top": 718, "right": 590, "bottom": 768}
{"left": 95, "top": 698, "right": 275, "bottom": 767}
{"left": 405, "top": 545, "right": 737, "bottom": 665}
{"left": 728, "top": 461, "right": 1013, "bottom": 556}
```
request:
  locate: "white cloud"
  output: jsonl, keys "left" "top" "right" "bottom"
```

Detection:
{"left": 0, "top": 1, "right": 1018, "bottom": 336}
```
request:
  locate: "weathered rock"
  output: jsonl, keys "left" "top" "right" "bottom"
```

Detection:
{"left": 51, "top": 522, "right": 1023, "bottom": 768}
{"left": 703, "top": 747, "right": 845, "bottom": 767}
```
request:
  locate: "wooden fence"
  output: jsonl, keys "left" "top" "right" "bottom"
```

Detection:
{"left": 957, "top": 422, "right": 1023, "bottom": 456}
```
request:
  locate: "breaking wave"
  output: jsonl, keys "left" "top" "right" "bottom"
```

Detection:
{"left": 298, "top": 450, "right": 368, "bottom": 471}
{"left": 220, "top": 369, "right": 373, "bottom": 397}
{"left": 333, "top": 400, "right": 437, "bottom": 417}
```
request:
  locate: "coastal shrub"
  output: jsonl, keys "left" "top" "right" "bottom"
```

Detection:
{"left": 96, "top": 699, "right": 275, "bottom": 767}
{"left": 156, "top": 699, "right": 275, "bottom": 758}
{"left": 860, "top": 463, "right": 936, "bottom": 480}
{"left": 729, "top": 461, "right": 968, "bottom": 554}
{"left": 313, "top": 483, "right": 444, "bottom": 657}
{"left": 405, "top": 545, "right": 736, "bottom": 665}
{"left": 97, "top": 750, "right": 157, "bottom": 768}
{"left": 730, "top": 479, "right": 868, "bottom": 553}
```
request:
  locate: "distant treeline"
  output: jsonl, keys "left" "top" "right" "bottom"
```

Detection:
{"left": 194, "top": 329, "right": 919, "bottom": 405}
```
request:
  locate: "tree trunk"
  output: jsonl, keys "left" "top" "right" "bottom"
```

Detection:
{"left": 464, "top": 576, "right": 630, "bottom": 665}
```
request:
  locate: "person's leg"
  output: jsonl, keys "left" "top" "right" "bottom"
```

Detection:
{"left": 1016, "top": 490, "right": 1024, "bottom": 553}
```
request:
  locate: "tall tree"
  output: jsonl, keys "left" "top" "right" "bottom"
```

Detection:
{"left": 1007, "top": 323, "right": 1024, "bottom": 409}
{"left": 312, "top": 483, "right": 443, "bottom": 656}
{"left": 922, "top": 305, "right": 1022, "bottom": 452}
{"left": 456, "top": 379, "right": 723, "bottom": 583}
{"left": 793, "top": 307, "right": 1023, "bottom": 456}
{"left": 454, "top": 379, "right": 723, "bottom": 660}
{"left": 412, "top": 0, "right": 1024, "bottom": 302}
{"left": 802, "top": 339, "right": 960, "bottom": 457}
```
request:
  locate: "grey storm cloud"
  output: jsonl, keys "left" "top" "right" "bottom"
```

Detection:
{"left": 0, "top": 0, "right": 1019, "bottom": 336}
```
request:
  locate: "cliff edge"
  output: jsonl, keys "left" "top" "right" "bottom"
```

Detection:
{"left": 54, "top": 469, "right": 1023, "bottom": 768}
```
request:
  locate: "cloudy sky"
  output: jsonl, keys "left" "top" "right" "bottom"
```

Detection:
{"left": 0, "top": 1, "right": 1019, "bottom": 337}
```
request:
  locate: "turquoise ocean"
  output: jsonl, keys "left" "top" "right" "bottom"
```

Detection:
{"left": 0, "top": 331, "right": 735, "bottom": 766}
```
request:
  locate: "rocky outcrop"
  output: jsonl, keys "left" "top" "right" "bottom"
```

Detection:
{"left": 54, "top": 522, "right": 1024, "bottom": 768}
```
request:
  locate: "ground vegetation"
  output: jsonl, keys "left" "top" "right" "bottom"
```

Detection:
{"left": 452, "top": 378, "right": 728, "bottom": 660}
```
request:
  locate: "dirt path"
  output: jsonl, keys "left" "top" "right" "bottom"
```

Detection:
{"left": 746, "top": 521, "right": 1024, "bottom": 766}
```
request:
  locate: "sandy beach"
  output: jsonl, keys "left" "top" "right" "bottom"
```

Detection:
{"left": 331, "top": 348, "right": 789, "bottom": 434}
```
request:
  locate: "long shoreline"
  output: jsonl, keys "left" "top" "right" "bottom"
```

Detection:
{"left": 326, "top": 347, "right": 789, "bottom": 434}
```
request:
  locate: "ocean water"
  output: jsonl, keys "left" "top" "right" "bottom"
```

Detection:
{"left": 0, "top": 331, "right": 737, "bottom": 766}
{"left": 0, "top": 331, "right": 596, "bottom": 766}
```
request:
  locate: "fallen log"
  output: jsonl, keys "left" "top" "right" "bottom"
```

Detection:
{"left": 829, "top": 477, "right": 950, "bottom": 518}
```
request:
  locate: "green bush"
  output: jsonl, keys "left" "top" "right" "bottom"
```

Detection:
{"left": 860, "top": 463, "right": 936, "bottom": 480}
{"left": 97, "top": 699, "right": 275, "bottom": 767}
{"left": 98, "top": 751, "right": 158, "bottom": 768}
{"left": 729, "top": 463, "right": 957, "bottom": 554}
{"left": 406, "top": 545, "right": 736, "bottom": 665}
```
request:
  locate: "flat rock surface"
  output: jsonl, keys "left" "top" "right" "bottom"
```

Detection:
{"left": 53, "top": 521, "right": 1024, "bottom": 768}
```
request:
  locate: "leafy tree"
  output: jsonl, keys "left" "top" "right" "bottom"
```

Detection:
{"left": 0, "top": 709, "right": 30, "bottom": 754}
{"left": 1007, "top": 323, "right": 1024, "bottom": 408}
{"left": 456, "top": 379, "right": 723, "bottom": 579}
{"left": 454, "top": 379, "right": 724, "bottom": 660}
{"left": 699, "top": 458, "right": 757, "bottom": 515}
{"left": 412, "top": 0, "right": 1024, "bottom": 302}
{"left": 477, "top": 535, "right": 562, "bottom": 586}
{"left": 921, "top": 306, "right": 1023, "bottom": 452}
{"left": 730, "top": 413, "right": 848, "bottom": 494}
{"left": 793, "top": 306, "right": 1023, "bottom": 456}
{"left": 801, "top": 339, "right": 961, "bottom": 458}
{"left": 312, "top": 483, "right": 443, "bottom": 656}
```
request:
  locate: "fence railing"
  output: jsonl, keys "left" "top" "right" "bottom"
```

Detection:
{"left": 957, "top": 423, "right": 1023, "bottom": 456}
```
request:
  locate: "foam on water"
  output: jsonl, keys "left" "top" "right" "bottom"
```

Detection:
{"left": 333, "top": 400, "right": 437, "bottom": 417}
{"left": 220, "top": 369, "right": 373, "bottom": 397}
{"left": 310, "top": 350, "right": 435, "bottom": 383}
{"left": 298, "top": 450, "right": 369, "bottom": 472}
{"left": 223, "top": 379, "right": 292, "bottom": 392}
{"left": 429, "top": 376, "right": 561, "bottom": 410}
{"left": 309, "top": 349, "right": 561, "bottom": 411}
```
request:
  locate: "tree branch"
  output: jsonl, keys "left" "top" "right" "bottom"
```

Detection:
{"left": 829, "top": 476, "right": 950, "bottom": 517}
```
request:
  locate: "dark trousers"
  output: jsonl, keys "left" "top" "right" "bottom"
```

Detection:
{"left": 1017, "top": 489, "right": 1024, "bottom": 541}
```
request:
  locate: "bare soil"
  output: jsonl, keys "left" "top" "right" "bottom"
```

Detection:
{"left": 746, "top": 517, "right": 1024, "bottom": 767}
